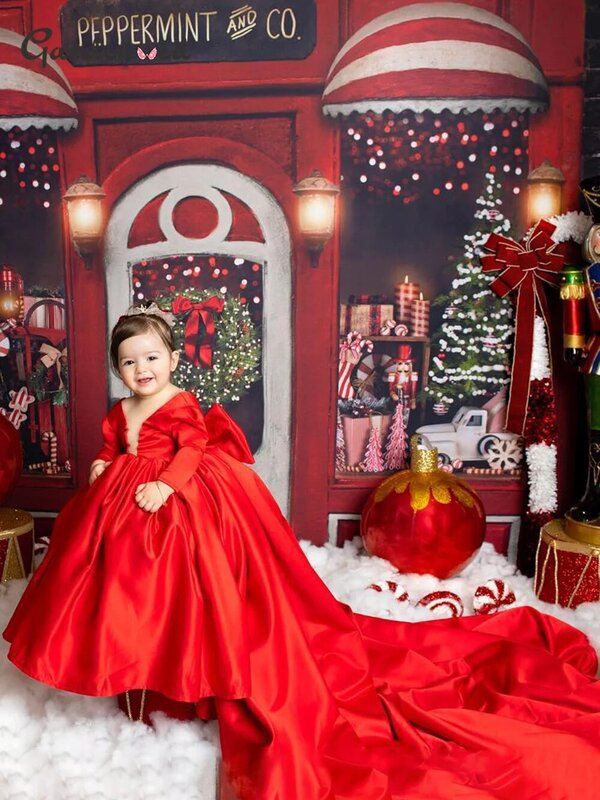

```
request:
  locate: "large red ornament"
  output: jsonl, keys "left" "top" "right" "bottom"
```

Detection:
{"left": 0, "top": 412, "right": 22, "bottom": 502}
{"left": 361, "top": 436, "right": 486, "bottom": 579}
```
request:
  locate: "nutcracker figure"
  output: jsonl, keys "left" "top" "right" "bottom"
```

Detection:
{"left": 561, "top": 176, "right": 600, "bottom": 544}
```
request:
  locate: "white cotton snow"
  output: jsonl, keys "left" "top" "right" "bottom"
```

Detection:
{"left": 2, "top": 537, "right": 599, "bottom": 799}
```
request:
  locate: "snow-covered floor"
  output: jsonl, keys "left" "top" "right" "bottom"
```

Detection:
{"left": 0, "top": 540, "right": 598, "bottom": 800}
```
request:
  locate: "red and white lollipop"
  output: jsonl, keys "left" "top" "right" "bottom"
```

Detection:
{"left": 417, "top": 590, "right": 464, "bottom": 618}
{"left": 473, "top": 579, "right": 516, "bottom": 615}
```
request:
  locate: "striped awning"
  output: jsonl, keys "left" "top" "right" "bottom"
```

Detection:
{"left": 0, "top": 27, "right": 77, "bottom": 131}
{"left": 322, "top": 3, "right": 549, "bottom": 117}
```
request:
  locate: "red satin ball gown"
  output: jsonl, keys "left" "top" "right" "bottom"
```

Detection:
{"left": 4, "top": 390, "right": 600, "bottom": 799}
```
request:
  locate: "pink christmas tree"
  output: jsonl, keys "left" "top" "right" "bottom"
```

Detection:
{"left": 363, "top": 425, "right": 385, "bottom": 473}
{"left": 384, "top": 401, "right": 408, "bottom": 471}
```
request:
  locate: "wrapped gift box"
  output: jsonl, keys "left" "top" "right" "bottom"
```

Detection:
{"left": 342, "top": 414, "right": 392, "bottom": 467}
{"left": 535, "top": 519, "right": 600, "bottom": 608}
{"left": 340, "top": 304, "right": 395, "bottom": 336}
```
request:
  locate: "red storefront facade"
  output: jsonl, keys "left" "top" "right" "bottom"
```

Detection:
{"left": 1, "top": 0, "right": 587, "bottom": 550}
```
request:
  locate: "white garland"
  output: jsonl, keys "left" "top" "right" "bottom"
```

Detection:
{"left": 529, "top": 316, "right": 551, "bottom": 381}
{"left": 526, "top": 443, "right": 558, "bottom": 513}
{"left": 549, "top": 211, "right": 592, "bottom": 245}
{"left": 526, "top": 316, "right": 557, "bottom": 515}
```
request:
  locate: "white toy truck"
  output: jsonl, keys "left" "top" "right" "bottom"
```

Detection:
{"left": 416, "top": 406, "right": 522, "bottom": 469}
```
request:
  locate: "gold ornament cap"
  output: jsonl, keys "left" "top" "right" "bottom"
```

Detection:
{"left": 410, "top": 434, "right": 438, "bottom": 473}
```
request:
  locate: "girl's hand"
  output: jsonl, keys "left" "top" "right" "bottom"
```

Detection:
{"left": 135, "top": 481, "right": 174, "bottom": 513}
{"left": 89, "top": 460, "right": 110, "bottom": 485}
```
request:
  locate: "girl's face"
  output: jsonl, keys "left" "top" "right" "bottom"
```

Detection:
{"left": 117, "top": 331, "right": 179, "bottom": 398}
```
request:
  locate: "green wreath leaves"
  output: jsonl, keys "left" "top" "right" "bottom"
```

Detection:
{"left": 157, "top": 288, "right": 261, "bottom": 406}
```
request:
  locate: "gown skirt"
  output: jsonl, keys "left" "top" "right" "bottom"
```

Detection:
{"left": 3, "top": 391, "right": 600, "bottom": 799}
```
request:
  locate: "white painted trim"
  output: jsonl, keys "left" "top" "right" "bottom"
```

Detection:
{"left": 323, "top": 98, "right": 546, "bottom": 116}
{"left": 486, "top": 515, "right": 521, "bottom": 564}
{"left": 327, "top": 513, "right": 361, "bottom": 545}
{"left": 104, "top": 163, "right": 292, "bottom": 515}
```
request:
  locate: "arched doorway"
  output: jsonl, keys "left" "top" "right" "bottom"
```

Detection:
{"left": 104, "top": 162, "right": 292, "bottom": 514}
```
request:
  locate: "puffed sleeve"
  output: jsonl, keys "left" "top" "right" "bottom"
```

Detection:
{"left": 158, "top": 398, "right": 209, "bottom": 493}
{"left": 93, "top": 406, "right": 122, "bottom": 463}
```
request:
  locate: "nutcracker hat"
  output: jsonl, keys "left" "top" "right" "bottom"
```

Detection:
{"left": 581, "top": 175, "right": 600, "bottom": 223}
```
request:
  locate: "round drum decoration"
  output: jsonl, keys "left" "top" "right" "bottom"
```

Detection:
{"left": 0, "top": 508, "right": 34, "bottom": 582}
{"left": 361, "top": 435, "right": 486, "bottom": 578}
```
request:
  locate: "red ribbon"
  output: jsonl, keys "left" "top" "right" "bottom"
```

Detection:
{"left": 481, "top": 219, "right": 564, "bottom": 435}
{"left": 171, "top": 295, "right": 225, "bottom": 368}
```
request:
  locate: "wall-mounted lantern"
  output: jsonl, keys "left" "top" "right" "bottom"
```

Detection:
{"left": 293, "top": 170, "right": 340, "bottom": 267}
{"left": 0, "top": 265, "right": 24, "bottom": 322}
{"left": 63, "top": 176, "right": 106, "bottom": 268}
{"left": 526, "top": 160, "right": 565, "bottom": 224}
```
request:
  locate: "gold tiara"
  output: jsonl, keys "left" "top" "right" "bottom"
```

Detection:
{"left": 123, "top": 302, "right": 175, "bottom": 327}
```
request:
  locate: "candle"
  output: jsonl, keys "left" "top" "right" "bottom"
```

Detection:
{"left": 410, "top": 292, "right": 430, "bottom": 337}
{"left": 394, "top": 275, "right": 420, "bottom": 326}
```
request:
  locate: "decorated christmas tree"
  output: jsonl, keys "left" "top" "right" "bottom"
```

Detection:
{"left": 426, "top": 172, "right": 514, "bottom": 414}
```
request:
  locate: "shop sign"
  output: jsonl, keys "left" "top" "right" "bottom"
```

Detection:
{"left": 59, "top": 0, "right": 316, "bottom": 65}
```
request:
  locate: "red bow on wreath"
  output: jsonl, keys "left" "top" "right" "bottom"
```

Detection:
{"left": 481, "top": 219, "right": 564, "bottom": 435}
{"left": 171, "top": 295, "right": 225, "bottom": 368}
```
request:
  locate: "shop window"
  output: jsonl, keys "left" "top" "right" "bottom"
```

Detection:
{"left": 0, "top": 129, "right": 71, "bottom": 478}
{"left": 337, "top": 110, "right": 527, "bottom": 479}
{"left": 131, "top": 253, "right": 264, "bottom": 452}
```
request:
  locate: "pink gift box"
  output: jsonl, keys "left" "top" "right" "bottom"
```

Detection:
{"left": 342, "top": 414, "right": 392, "bottom": 466}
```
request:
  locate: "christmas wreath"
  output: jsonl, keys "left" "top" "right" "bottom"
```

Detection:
{"left": 157, "top": 288, "right": 261, "bottom": 406}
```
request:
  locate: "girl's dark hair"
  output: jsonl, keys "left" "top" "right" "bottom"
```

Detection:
{"left": 110, "top": 314, "right": 176, "bottom": 373}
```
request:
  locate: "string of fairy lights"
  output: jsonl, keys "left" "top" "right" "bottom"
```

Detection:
{"left": 132, "top": 255, "right": 264, "bottom": 326}
{"left": 0, "top": 130, "right": 61, "bottom": 210}
{"left": 341, "top": 110, "right": 528, "bottom": 204}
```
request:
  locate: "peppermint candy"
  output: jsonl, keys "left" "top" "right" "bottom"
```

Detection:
{"left": 379, "top": 320, "right": 395, "bottom": 336}
{"left": 368, "top": 580, "right": 409, "bottom": 603}
{"left": 473, "top": 579, "right": 516, "bottom": 615}
{"left": 437, "top": 457, "right": 463, "bottom": 473}
{"left": 394, "top": 323, "right": 409, "bottom": 337}
{"left": 417, "top": 591, "right": 464, "bottom": 618}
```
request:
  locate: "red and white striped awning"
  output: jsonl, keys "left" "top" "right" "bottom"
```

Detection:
{"left": 0, "top": 27, "right": 77, "bottom": 131}
{"left": 322, "top": 3, "right": 549, "bottom": 117}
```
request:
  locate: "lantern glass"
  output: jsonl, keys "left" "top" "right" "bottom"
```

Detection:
{"left": 528, "top": 181, "right": 562, "bottom": 223}
{"left": 298, "top": 193, "right": 336, "bottom": 239}
{"left": 0, "top": 267, "right": 24, "bottom": 321}
{"left": 63, "top": 177, "right": 106, "bottom": 261}
{"left": 67, "top": 197, "right": 104, "bottom": 243}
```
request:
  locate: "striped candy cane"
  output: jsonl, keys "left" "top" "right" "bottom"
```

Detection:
{"left": 41, "top": 431, "right": 58, "bottom": 467}
{"left": 338, "top": 331, "right": 373, "bottom": 400}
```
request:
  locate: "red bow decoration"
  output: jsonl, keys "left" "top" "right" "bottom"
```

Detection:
{"left": 481, "top": 219, "right": 564, "bottom": 435}
{"left": 171, "top": 295, "right": 225, "bottom": 368}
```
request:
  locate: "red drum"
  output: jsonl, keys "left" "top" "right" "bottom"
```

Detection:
{"left": 535, "top": 519, "right": 600, "bottom": 608}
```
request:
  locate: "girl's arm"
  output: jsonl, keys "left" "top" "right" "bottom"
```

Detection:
{"left": 157, "top": 402, "right": 209, "bottom": 493}
{"left": 93, "top": 408, "right": 121, "bottom": 464}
